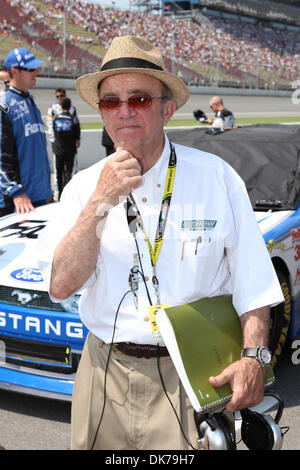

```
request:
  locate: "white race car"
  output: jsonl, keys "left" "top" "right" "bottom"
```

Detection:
{"left": 0, "top": 203, "right": 87, "bottom": 400}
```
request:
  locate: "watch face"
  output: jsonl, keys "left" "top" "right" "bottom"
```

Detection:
{"left": 259, "top": 347, "right": 272, "bottom": 365}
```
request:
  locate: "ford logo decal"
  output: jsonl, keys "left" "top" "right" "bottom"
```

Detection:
{"left": 10, "top": 268, "right": 44, "bottom": 282}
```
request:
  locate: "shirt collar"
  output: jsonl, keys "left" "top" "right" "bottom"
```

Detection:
{"left": 8, "top": 85, "right": 31, "bottom": 99}
{"left": 143, "top": 133, "right": 171, "bottom": 180}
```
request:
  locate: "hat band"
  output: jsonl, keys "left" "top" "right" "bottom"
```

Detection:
{"left": 100, "top": 57, "right": 163, "bottom": 72}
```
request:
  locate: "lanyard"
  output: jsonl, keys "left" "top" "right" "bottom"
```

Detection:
{"left": 126, "top": 142, "right": 177, "bottom": 303}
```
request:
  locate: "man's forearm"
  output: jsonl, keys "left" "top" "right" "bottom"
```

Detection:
{"left": 240, "top": 306, "right": 270, "bottom": 348}
{"left": 49, "top": 198, "right": 106, "bottom": 300}
{"left": 50, "top": 147, "right": 142, "bottom": 300}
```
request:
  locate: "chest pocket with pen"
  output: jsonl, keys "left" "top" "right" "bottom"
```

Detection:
{"left": 181, "top": 236, "right": 213, "bottom": 261}
{"left": 176, "top": 234, "right": 224, "bottom": 298}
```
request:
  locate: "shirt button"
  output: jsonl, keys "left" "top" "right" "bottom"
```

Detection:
{"left": 142, "top": 197, "right": 147, "bottom": 203}
{"left": 144, "top": 276, "right": 149, "bottom": 281}
{"left": 144, "top": 317, "right": 149, "bottom": 322}
{"left": 157, "top": 183, "right": 161, "bottom": 188}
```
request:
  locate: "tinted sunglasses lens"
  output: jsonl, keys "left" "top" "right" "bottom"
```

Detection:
{"left": 99, "top": 97, "right": 121, "bottom": 110}
{"left": 20, "top": 68, "right": 37, "bottom": 72}
{"left": 128, "top": 95, "right": 153, "bottom": 108}
{"left": 99, "top": 95, "right": 153, "bottom": 111}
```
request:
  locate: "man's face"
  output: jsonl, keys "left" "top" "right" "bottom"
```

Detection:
{"left": 12, "top": 67, "right": 39, "bottom": 92}
{"left": 56, "top": 91, "right": 66, "bottom": 103}
{"left": 98, "top": 72, "right": 175, "bottom": 158}
{"left": 210, "top": 99, "right": 223, "bottom": 113}
{"left": 0, "top": 71, "right": 10, "bottom": 92}
{"left": 210, "top": 100, "right": 219, "bottom": 113}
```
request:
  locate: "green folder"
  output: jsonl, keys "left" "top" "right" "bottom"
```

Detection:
{"left": 156, "top": 295, "right": 275, "bottom": 413}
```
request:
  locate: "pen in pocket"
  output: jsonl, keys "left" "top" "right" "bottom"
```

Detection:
{"left": 181, "top": 236, "right": 211, "bottom": 260}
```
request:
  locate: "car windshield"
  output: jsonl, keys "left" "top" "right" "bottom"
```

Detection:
{"left": 167, "top": 124, "right": 300, "bottom": 211}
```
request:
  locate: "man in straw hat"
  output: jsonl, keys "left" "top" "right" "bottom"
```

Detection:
{"left": 37, "top": 36, "right": 283, "bottom": 450}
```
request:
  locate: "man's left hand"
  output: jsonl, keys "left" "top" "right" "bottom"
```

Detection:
{"left": 13, "top": 193, "right": 35, "bottom": 214}
{"left": 209, "top": 357, "right": 265, "bottom": 412}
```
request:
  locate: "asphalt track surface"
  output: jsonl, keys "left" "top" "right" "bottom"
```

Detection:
{"left": 34, "top": 88, "right": 300, "bottom": 123}
{"left": 0, "top": 89, "right": 299, "bottom": 451}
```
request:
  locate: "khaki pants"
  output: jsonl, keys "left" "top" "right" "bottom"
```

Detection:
{"left": 71, "top": 333, "right": 235, "bottom": 450}
{"left": 71, "top": 333, "right": 202, "bottom": 450}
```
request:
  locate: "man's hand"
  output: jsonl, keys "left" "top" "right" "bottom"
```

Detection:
{"left": 209, "top": 357, "right": 265, "bottom": 412}
{"left": 95, "top": 147, "right": 142, "bottom": 207}
{"left": 13, "top": 194, "right": 35, "bottom": 214}
{"left": 209, "top": 306, "right": 270, "bottom": 412}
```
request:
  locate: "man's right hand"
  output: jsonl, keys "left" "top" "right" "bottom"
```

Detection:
{"left": 13, "top": 194, "right": 35, "bottom": 214}
{"left": 95, "top": 147, "right": 142, "bottom": 207}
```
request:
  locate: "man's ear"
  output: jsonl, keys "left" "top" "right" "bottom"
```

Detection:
{"left": 162, "top": 99, "right": 177, "bottom": 126}
{"left": 9, "top": 67, "right": 17, "bottom": 79}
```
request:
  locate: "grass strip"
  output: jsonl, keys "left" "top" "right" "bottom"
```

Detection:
{"left": 79, "top": 115, "right": 300, "bottom": 130}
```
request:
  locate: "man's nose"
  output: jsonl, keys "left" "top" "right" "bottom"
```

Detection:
{"left": 118, "top": 101, "right": 137, "bottom": 117}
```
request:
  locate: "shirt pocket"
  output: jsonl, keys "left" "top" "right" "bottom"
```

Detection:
{"left": 173, "top": 234, "right": 225, "bottom": 300}
{"left": 180, "top": 235, "right": 213, "bottom": 261}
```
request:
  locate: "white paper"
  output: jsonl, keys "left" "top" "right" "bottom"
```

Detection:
{"left": 156, "top": 308, "right": 201, "bottom": 412}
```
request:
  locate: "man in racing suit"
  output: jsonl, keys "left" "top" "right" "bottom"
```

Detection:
{"left": 52, "top": 97, "right": 81, "bottom": 200}
{"left": 0, "top": 48, "right": 52, "bottom": 217}
{"left": 47, "top": 88, "right": 80, "bottom": 199}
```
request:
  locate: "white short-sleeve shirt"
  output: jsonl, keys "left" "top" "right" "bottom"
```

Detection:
{"left": 36, "top": 135, "right": 284, "bottom": 345}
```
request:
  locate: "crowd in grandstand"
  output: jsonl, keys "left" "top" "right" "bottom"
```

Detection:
{"left": 198, "top": 0, "right": 300, "bottom": 26}
{"left": 2, "top": 0, "right": 300, "bottom": 86}
{"left": 68, "top": 0, "right": 300, "bottom": 83}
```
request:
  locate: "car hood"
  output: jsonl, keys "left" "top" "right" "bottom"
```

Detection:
{"left": 255, "top": 209, "right": 294, "bottom": 235}
{"left": 0, "top": 203, "right": 58, "bottom": 291}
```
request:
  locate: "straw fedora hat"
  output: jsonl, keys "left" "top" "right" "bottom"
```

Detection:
{"left": 76, "top": 35, "right": 189, "bottom": 110}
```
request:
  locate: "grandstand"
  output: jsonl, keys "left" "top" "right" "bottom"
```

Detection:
{"left": 0, "top": 0, "right": 299, "bottom": 90}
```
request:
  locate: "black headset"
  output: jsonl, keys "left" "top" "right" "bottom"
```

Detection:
{"left": 194, "top": 392, "right": 287, "bottom": 450}
{"left": 240, "top": 391, "right": 286, "bottom": 450}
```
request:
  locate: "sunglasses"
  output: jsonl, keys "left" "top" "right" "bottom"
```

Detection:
{"left": 98, "top": 94, "right": 166, "bottom": 111}
{"left": 17, "top": 67, "right": 37, "bottom": 72}
{"left": 56, "top": 94, "right": 65, "bottom": 98}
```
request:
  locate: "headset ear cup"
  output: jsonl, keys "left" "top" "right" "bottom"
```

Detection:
{"left": 241, "top": 409, "right": 274, "bottom": 450}
{"left": 213, "top": 413, "right": 236, "bottom": 450}
{"left": 194, "top": 411, "right": 236, "bottom": 450}
{"left": 264, "top": 392, "right": 284, "bottom": 424}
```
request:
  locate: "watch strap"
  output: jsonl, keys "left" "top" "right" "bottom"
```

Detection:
{"left": 241, "top": 347, "right": 259, "bottom": 357}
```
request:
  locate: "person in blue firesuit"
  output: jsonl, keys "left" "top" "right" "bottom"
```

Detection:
{"left": 0, "top": 48, "right": 52, "bottom": 217}
{"left": 53, "top": 97, "right": 81, "bottom": 200}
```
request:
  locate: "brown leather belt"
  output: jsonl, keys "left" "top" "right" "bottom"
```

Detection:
{"left": 113, "top": 342, "right": 169, "bottom": 359}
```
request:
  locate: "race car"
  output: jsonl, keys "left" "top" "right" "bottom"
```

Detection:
{"left": 0, "top": 124, "right": 299, "bottom": 400}
{"left": 0, "top": 203, "right": 88, "bottom": 400}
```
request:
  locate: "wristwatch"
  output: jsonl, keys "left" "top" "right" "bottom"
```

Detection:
{"left": 241, "top": 346, "right": 272, "bottom": 367}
